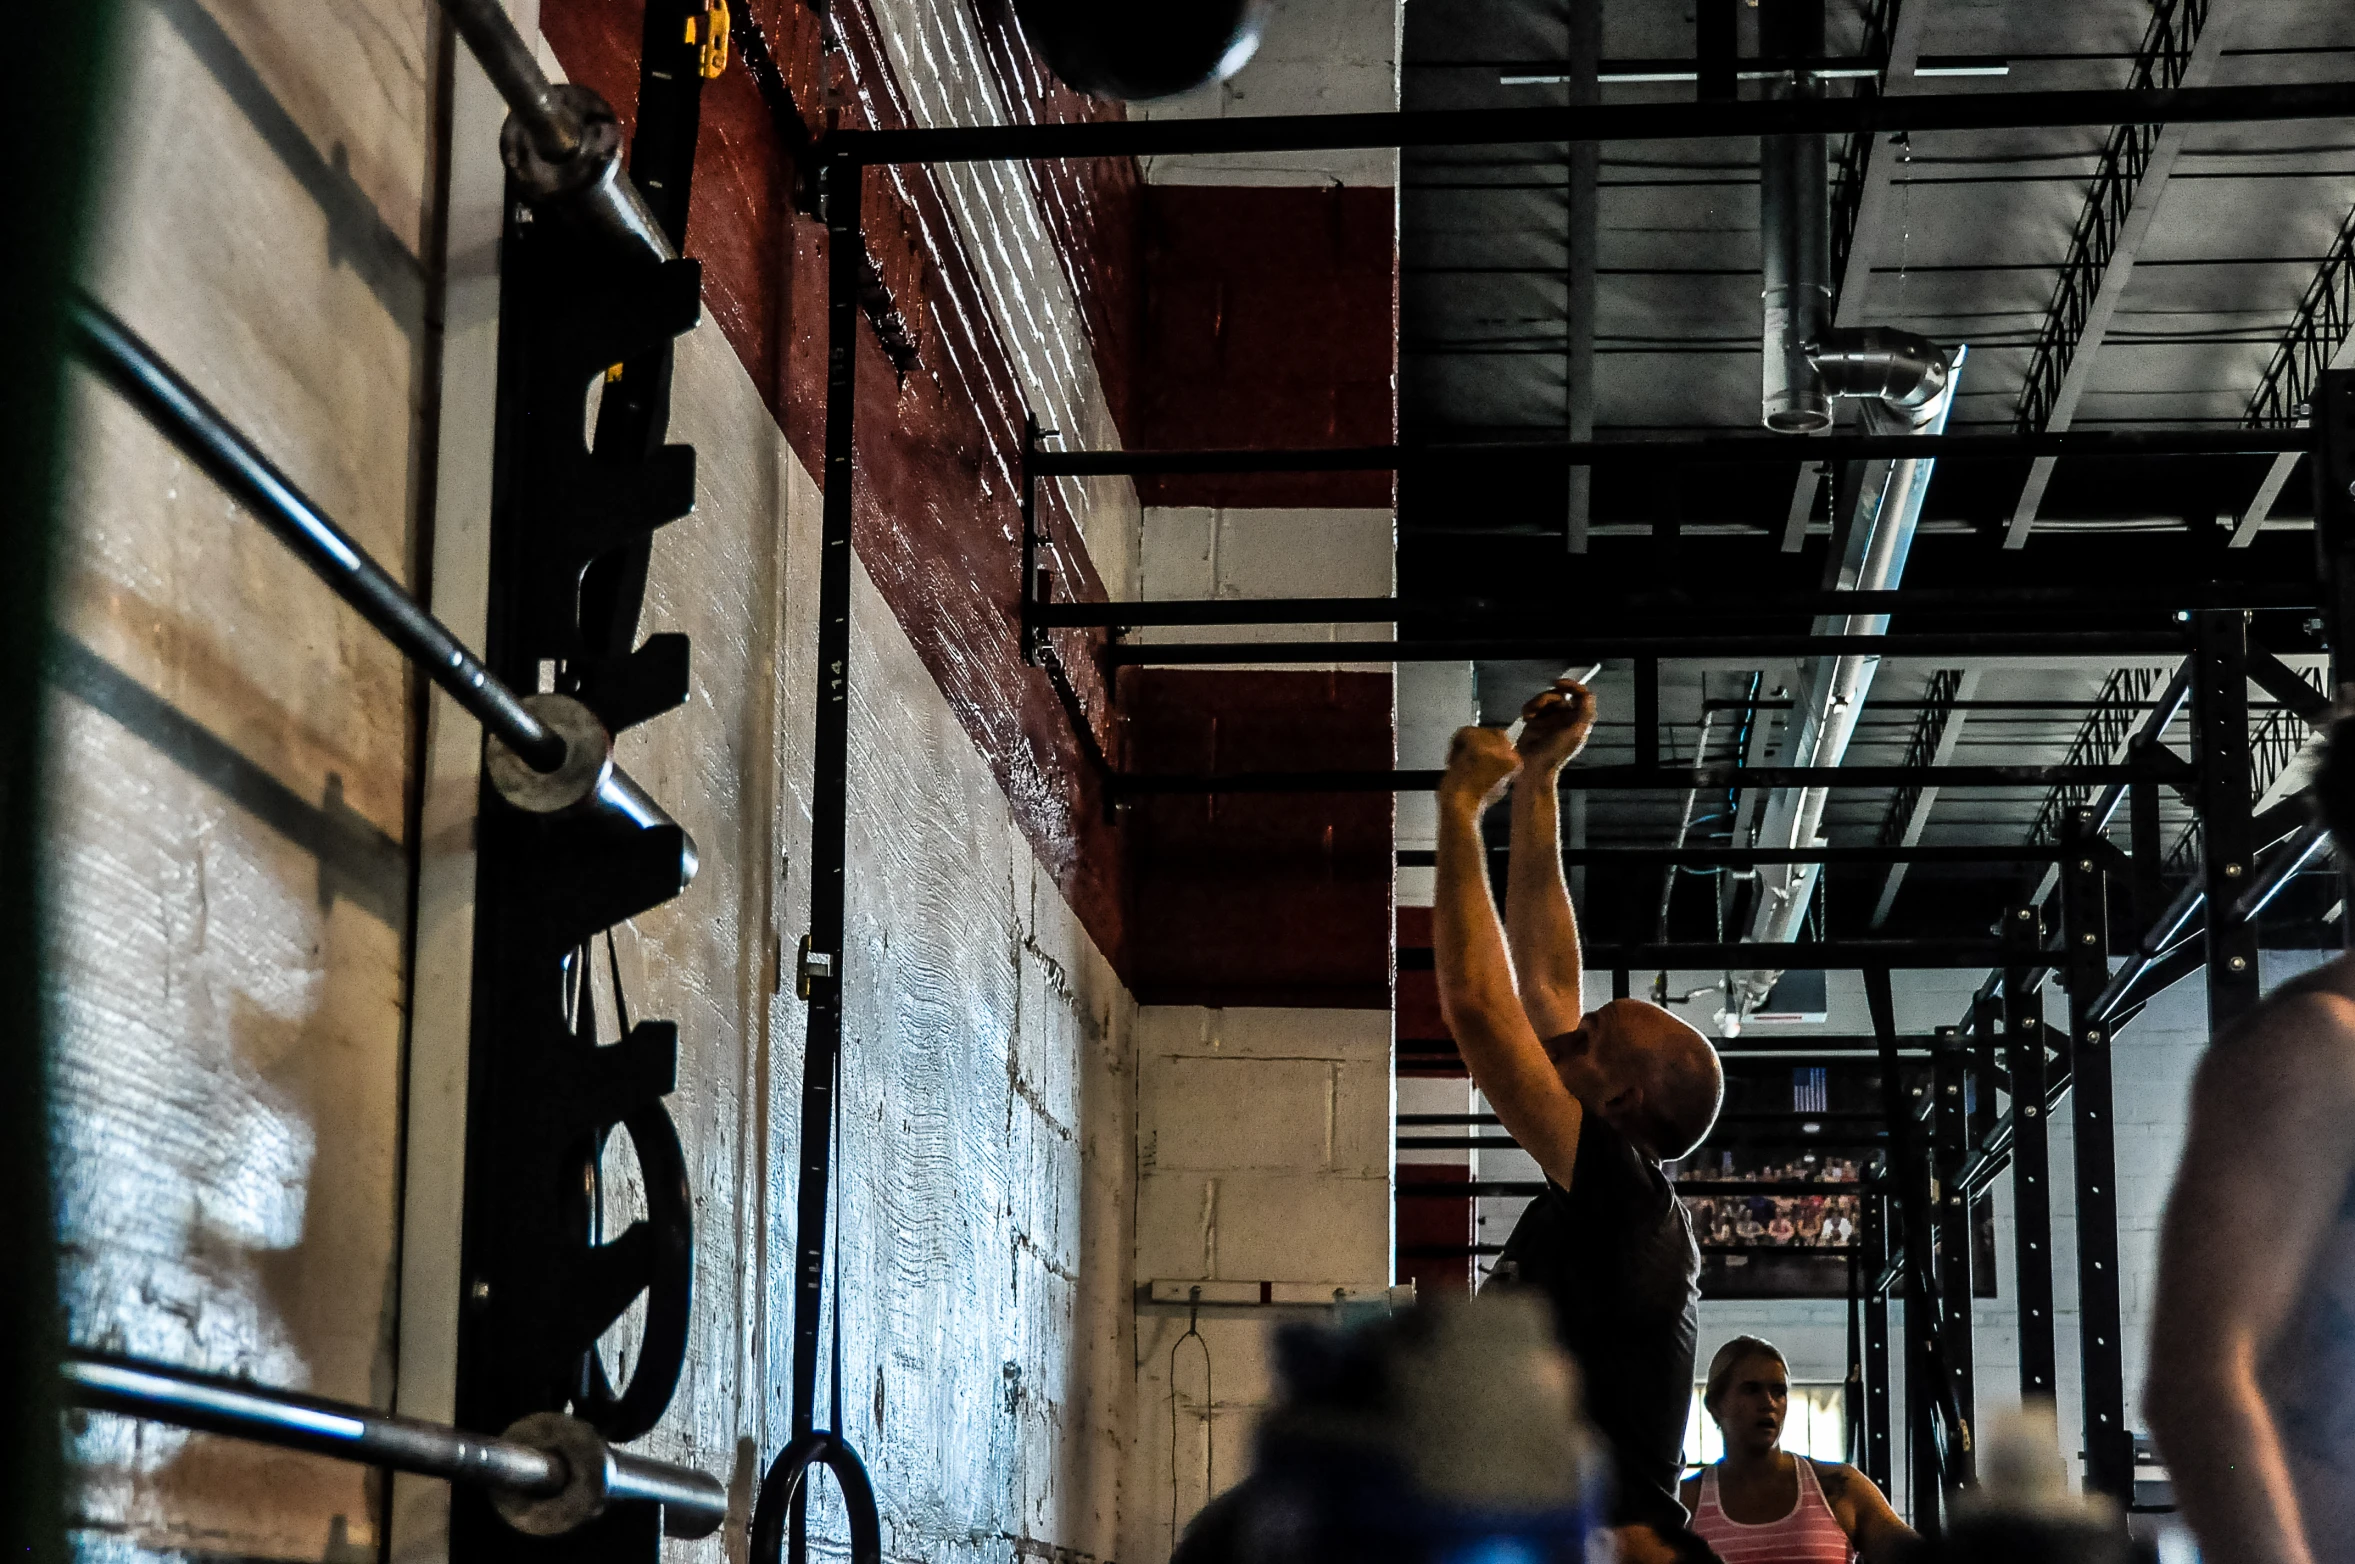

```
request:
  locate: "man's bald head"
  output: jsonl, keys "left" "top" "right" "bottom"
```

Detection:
{"left": 1556, "top": 998, "right": 1725, "bottom": 1161}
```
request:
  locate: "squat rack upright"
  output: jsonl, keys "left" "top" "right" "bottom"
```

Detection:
{"left": 802, "top": 73, "right": 2355, "bottom": 1539}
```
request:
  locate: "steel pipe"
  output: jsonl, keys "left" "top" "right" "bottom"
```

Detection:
{"left": 70, "top": 299, "right": 563, "bottom": 774}
{"left": 832, "top": 79, "right": 2355, "bottom": 164}
{"left": 70, "top": 300, "right": 697, "bottom": 883}
{"left": 64, "top": 1352, "right": 726, "bottom": 1539}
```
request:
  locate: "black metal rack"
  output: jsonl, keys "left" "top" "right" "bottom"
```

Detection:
{"left": 801, "top": 61, "right": 2355, "bottom": 1540}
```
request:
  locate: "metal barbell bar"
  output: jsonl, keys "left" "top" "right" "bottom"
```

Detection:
{"left": 64, "top": 1352, "right": 726, "bottom": 1538}
{"left": 69, "top": 299, "right": 697, "bottom": 886}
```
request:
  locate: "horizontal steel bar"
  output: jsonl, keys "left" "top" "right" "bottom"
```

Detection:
{"left": 1399, "top": 1242, "right": 1859, "bottom": 1258}
{"left": 63, "top": 1352, "right": 728, "bottom": 1535}
{"left": 1029, "top": 427, "right": 2313, "bottom": 477}
{"left": 1401, "top": 939, "right": 2018, "bottom": 968}
{"left": 1121, "top": 763, "right": 2155, "bottom": 796}
{"left": 69, "top": 299, "right": 567, "bottom": 773}
{"left": 833, "top": 79, "right": 2355, "bottom": 163}
{"left": 1103, "top": 631, "right": 2186, "bottom": 667}
{"left": 1398, "top": 1179, "right": 1870, "bottom": 1199}
{"left": 1033, "top": 581, "right": 2322, "bottom": 629}
{"left": 1393, "top": 844, "right": 2069, "bottom": 867}
{"left": 1398, "top": 1043, "right": 1935, "bottom": 1064}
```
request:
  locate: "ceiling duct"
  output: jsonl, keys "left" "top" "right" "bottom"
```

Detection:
{"left": 1760, "top": 0, "right": 1829, "bottom": 432}
{"left": 1722, "top": 342, "right": 1964, "bottom": 1033}
{"left": 1728, "top": 13, "right": 1960, "bottom": 1031}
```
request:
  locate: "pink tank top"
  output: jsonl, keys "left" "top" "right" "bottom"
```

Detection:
{"left": 1689, "top": 1459, "right": 1854, "bottom": 1564}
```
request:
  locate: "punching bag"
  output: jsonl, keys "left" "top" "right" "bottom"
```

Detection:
{"left": 1013, "top": 0, "right": 1270, "bottom": 102}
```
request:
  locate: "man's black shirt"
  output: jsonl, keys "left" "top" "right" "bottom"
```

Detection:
{"left": 1485, "top": 1112, "right": 1700, "bottom": 1533}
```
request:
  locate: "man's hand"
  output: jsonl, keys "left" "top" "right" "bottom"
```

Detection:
{"left": 1440, "top": 725, "right": 1520, "bottom": 814}
{"left": 1516, "top": 678, "right": 1596, "bottom": 775}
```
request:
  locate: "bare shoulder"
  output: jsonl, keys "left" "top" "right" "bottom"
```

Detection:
{"left": 2195, "top": 976, "right": 2355, "bottom": 1115}
{"left": 1811, "top": 1461, "right": 1890, "bottom": 1512}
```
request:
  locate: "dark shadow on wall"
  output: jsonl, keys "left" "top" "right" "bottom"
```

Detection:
{"left": 139, "top": 0, "right": 429, "bottom": 333}
{"left": 44, "top": 635, "right": 408, "bottom": 928}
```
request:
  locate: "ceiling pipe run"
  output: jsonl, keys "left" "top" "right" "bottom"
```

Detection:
{"left": 1722, "top": 343, "right": 1963, "bottom": 1033}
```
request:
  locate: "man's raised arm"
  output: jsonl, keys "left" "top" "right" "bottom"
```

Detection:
{"left": 1505, "top": 681, "right": 1595, "bottom": 1041}
{"left": 1435, "top": 726, "right": 1587, "bottom": 1190}
{"left": 2146, "top": 993, "right": 2355, "bottom": 1564}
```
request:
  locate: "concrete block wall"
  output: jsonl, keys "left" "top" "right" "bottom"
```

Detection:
{"left": 1127, "top": 1007, "right": 1392, "bottom": 1564}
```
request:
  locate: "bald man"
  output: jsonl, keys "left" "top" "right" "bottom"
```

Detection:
{"left": 1436, "top": 681, "right": 1724, "bottom": 1560}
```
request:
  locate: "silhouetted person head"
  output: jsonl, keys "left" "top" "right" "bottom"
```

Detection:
{"left": 1547, "top": 998, "right": 1724, "bottom": 1160}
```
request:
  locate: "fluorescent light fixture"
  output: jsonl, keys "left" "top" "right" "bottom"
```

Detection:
{"left": 1915, "top": 56, "right": 2011, "bottom": 76}
{"left": 1501, "top": 67, "right": 1881, "bottom": 85}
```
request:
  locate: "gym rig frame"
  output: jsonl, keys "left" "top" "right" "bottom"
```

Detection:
{"left": 36, "top": 7, "right": 2355, "bottom": 1560}
{"left": 808, "top": 71, "right": 2355, "bottom": 1543}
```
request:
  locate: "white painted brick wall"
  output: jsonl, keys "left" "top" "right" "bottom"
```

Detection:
{"left": 861, "top": 0, "right": 1141, "bottom": 603}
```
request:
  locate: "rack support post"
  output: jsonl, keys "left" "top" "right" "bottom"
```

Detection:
{"left": 2003, "top": 906, "right": 2057, "bottom": 1404}
{"left": 2061, "top": 809, "right": 2130, "bottom": 1498}
{"left": 2194, "top": 610, "right": 2261, "bottom": 1028}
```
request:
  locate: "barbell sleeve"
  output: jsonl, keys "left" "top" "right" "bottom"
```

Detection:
{"left": 433, "top": 0, "right": 677, "bottom": 263}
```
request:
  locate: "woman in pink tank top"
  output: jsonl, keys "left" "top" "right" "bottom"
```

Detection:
{"left": 1679, "top": 1337, "right": 1916, "bottom": 1564}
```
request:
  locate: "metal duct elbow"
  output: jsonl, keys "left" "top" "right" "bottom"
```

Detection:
{"left": 1807, "top": 327, "right": 1954, "bottom": 425}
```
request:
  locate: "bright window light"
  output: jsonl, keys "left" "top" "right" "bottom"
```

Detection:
{"left": 1682, "top": 1382, "right": 1849, "bottom": 1470}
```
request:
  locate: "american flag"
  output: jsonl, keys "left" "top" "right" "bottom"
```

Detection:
{"left": 1793, "top": 1066, "right": 1828, "bottom": 1114}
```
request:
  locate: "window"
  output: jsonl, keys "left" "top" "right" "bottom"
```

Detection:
{"left": 1682, "top": 1382, "right": 1848, "bottom": 1470}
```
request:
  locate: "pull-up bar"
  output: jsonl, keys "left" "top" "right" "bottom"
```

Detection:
{"left": 830, "top": 79, "right": 2355, "bottom": 165}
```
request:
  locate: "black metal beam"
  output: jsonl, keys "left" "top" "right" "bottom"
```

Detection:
{"left": 1932, "top": 1026, "right": 1976, "bottom": 1449}
{"left": 2195, "top": 612, "right": 2263, "bottom": 1028}
{"left": 1396, "top": 844, "right": 2068, "bottom": 867}
{"left": 2230, "top": 199, "right": 2355, "bottom": 544}
{"left": 2006, "top": 0, "right": 2234, "bottom": 545}
{"left": 1870, "top": 968, "right": 1970, "bottom": 1518}
{"left": 789, "top": 151, "right": 861, "bottom": 1526}
{"left": 1399, "top": 939, "right": 2015, "bottom": 969}
{"left": 2003, "top": 915, "right": 2058, "bottom": 1405}
{"left": 1398, "top": 1179, "right": 1866, "bottom": 1198}
{"left": 2062, "top": 809, "right": 2132, "bottom": 1501}
{"left": 1031, "top": 581, "right": 2319, "bottom": 629}
{"left": 830, "top": 79, "right": 2355, "bottom": 165}
{"left": 1124, "top": 762, "right": 2162, "bottom": 796}
{"left": 1106, "top": 630, "right": 2184, "bottom": 667}
{"left": 1863, "top": 1190, "right": 1894, "bottom": 1491}
{"left": 1030, "top": 427, "right": 2310, "bottom": 477}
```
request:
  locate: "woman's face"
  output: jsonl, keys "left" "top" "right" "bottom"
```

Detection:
{"left": 1711, "top": 1354, "right": 1789, "bottom": 1458}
